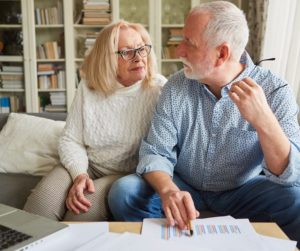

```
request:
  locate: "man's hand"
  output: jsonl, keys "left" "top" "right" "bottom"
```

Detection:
{"left": 228, "top": 77, "right": 273, "bottom": 129}
{"left": 160, "top": 190, "right": 200, "bottom": 230}
{"left": 66, "top": 173, "right": 95, "bottom": 214}
{"left": 144, "top": 171, "right": 199, "bottom": 230}
{"left": 229, "top": 77, "right": 290, "bottom": 175}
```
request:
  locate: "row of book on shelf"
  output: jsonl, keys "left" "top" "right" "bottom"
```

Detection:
{"left": 163, "top": 28, "right": 183, "bottom": 59}
{"left": 37, "top": 63, "right": 66, "bottom": 90}
{"left": 36, "top": 41, "right": 62, "bottom": 59}
{"left": 0, "top": 95, "right": 24, "bottom": 113}
{"left": 0, "top": 65, "right": 24, "bottom": 90}
{"left": 35, "top": 1, "right": 63, "bottom": 25}
{"left": 78, "top": 0, "right": 111, "bottom": 25}
{"left": 0, "top": 94, "right": 67, "bottom": 113}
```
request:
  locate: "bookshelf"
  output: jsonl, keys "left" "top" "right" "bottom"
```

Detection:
{"left": 0, "top": 0, "right": 242, "bottom": 113}
{"left": 0, "top": 0, "right": 28, "bottom": 113}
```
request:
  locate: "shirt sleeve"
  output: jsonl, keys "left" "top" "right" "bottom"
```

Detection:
{"left": 58, "top": 81, "right": 89, "bottom": 180}
{"left": 263, "top": 82, "right": 300, "bottom": 185}
{"left": 136, "top": 81, "right": 178, "bottom": 177}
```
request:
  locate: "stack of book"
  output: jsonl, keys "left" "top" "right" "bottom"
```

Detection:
{"left": 82, "top": 0, "right": 111, "bottom": 25}
{"left": 36, "top": 41, "right": 61, "bottom": 59}
{"left": 163, "top": 28, "right": 183, "bottom": 59}
{"left": 35, "top": 1, "right": 63, "bottom": 25}
{"left": 84, "top": 31, "right": 99, "bottom": 56}
{"left": 37, "top": 63, "right": 65, "bottom": 90}
{"left": 45, "top": 92, "right": 67, "bottom": 112}
{"left": 0, "top": 65, "right": 24, "bottom": 90}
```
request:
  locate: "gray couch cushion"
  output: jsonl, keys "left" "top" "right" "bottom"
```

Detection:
{"left": 0, "top": 173, "right": 42, "bottom": 209}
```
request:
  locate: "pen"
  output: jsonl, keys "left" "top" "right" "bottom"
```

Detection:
{"left": 188, "top": 220, "right": 194, "bottom": 236}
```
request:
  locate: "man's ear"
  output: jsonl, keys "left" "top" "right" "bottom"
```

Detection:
{"left": 215, "top": 43, "right": 230, "bottom": 66}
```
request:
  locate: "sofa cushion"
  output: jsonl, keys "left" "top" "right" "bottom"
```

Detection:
{"left": 0, "top": 113, "right": 65, "bottom": 176}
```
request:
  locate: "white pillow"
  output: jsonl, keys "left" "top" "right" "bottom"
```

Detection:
{"left": 0, "top": 113, "right": 65, "bottom": 176}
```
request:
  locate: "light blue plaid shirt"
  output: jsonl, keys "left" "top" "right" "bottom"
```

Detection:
{"left": 137, "top": 52, "right": 300, "bottom": 191}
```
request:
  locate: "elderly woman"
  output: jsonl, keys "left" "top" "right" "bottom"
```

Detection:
{"left": 24, "top": 20, "right": 167, "bottom": 221}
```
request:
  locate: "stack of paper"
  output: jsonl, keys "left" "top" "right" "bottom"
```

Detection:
{"left": 26, "top": 217, "right": 297, "bottom": 251}
{"left": 75, "top": 232, "right": 210, "bottom": 251}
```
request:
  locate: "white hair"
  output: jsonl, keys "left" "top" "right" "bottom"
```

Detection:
{"left": 190, "top": 1, "right": 249, "bottom": 60}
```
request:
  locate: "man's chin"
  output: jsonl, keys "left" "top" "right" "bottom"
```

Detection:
{"left": 183, "top": 69, "right": 197, "bottom": 80}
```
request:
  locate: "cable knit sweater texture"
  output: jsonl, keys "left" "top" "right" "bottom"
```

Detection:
{"left": 58, "top": 74, "right": 167, "bottom": 180}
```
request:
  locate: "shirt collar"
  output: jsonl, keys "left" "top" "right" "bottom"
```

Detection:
{"left": 221, "top": 51, "right": 256, "bottom": 97}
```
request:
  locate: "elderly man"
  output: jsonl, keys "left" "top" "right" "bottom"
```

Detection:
{"left": 108, "top": 1, "right": 300, "bottom": 246}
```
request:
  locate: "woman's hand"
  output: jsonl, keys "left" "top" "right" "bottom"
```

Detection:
{"left": 66, "top": 173, "right": 95, "bottom": 214}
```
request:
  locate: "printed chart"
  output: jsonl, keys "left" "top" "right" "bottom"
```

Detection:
{"left": 160, "top": 223, "right": 241, "bottom": 240}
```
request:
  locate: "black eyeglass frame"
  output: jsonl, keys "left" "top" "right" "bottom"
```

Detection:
{"left": 115, "top": 44, "right": 152, "bottom": 60}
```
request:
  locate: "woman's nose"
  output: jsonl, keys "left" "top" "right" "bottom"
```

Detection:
{"left": 133, "top": 52, "right": 142, "bottom": 62}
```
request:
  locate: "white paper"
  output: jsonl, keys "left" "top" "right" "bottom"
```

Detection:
{"left": 259, "top": 235, "right": 297, "bottom": 251}
{"left": 142, "top": 218, "right": 268, "bottom": 251}
{"left": 28, "top": 222, "right": 109, "bottom": 251}
{"left": 77, "top": 232, "right": 212, "bottom": 251}
{"left": 74, "top": 232, "right": 122, "bottom": 251}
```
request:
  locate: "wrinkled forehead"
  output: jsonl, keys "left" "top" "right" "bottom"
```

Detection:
{"left": 183, "top": 12, "right": 211, "bottom": 42}
{"left": 118, "top": 27, "right": 144, "bottom": 49}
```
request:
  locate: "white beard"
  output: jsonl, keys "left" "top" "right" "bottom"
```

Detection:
{"left": 180, "top": 57, "right": 213, "bottom": 81}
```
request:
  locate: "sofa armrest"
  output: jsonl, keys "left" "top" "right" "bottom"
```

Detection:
{"left": 0, "top": 173, "right": 42, "bottom": 209}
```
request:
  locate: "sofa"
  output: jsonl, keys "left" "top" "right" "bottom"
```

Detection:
{"left": 0, "top": 112, "right": 217, "bottom": 218}
{"left": 0, "top": 112, "right": 67, "bottom": 209}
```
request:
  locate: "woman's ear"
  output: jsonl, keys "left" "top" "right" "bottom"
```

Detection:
{"left": 215, "top": 43, "right": 230, "bottom": 66}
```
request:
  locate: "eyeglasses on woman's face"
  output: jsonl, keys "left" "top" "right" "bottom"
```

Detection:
{"left": 116, "top": 44, "right": 152, "bottom": 61}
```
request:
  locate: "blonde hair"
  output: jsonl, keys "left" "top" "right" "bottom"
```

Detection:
{"left": 81, "top": 20, "right": 157, "bottom": 96}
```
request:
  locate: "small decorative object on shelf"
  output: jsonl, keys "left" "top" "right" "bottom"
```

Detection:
{"left": 0, "top": 30, "right": 23, "bottom": 56}
{"left": 0, "top": 1, "right": 22, "bottom": 24}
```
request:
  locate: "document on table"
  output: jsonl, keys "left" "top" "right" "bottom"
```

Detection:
{"left": 142, "top": 217, "right": 297, "bottom": 251}
{"left": 28, "top": 222, "right": 109, "bottom": 251}
{"left": 75, "top": 232, "right": 212, "bottom": 251}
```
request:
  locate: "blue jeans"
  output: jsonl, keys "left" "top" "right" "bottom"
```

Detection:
{"left": 108, "top": 174, "right": 300, "bottom": 247}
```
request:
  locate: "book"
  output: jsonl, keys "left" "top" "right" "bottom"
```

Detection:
{"left": 0, "top": 74, "right": 23, "bottom": 81}
{"left": 2, "top": 65, "right": 23, "bottom": 72}
{"left": 0, "top": 97, "right": 10, "bottom": 113}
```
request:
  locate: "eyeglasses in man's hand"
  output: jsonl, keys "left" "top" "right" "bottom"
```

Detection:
{"left": 116, "top": 44, "right": 152, "bottom": 61}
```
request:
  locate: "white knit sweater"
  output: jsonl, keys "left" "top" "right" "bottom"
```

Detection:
{"left": 58, "top": 74, "right": 167, "bottom": 180}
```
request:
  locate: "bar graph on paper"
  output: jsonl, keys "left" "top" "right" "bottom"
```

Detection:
{"left": 160, "top": 223, "right": 241, "bottom": 240}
